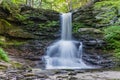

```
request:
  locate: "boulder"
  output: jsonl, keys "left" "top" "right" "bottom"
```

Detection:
{"left": 78, "top": 28, "right": 102, "bottom": 34}
{"left": 8, "top": 28, "right": 37, "bottom": 39}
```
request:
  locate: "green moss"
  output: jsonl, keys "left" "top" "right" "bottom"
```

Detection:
{"left": 15, "top": 14, "right": 26, "bottom": 21}
{"left": 0, "top": 36, "right": 26, "bottom": 46}
{"left": 46, "top": 21, "right": 58, "bottom": 27}
{"left": 39, "top": 21, "right": 58, "bottom": 28}
{"left": 0, "top": 19, "right": 13, "bottom": 34}
{"left": 11, "top": 61, "right": 23, "bottom": 69}
{"left": 0, "top": 35, "right": 26, "bottom": 46}
{"left": 111, "top": 67, "right": 120, "bottom": 71}
{"left": 73, "top": 22, "right": 85, "bottom": 33}
{"left": 0, "top": 48, "right": 9, "bottom": 62}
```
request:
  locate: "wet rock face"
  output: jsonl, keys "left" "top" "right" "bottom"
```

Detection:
{"left": 0, "top": 4, "right": 60, "bottom": 40}
{"left": 17, "top": 41, "right": 44, "bottom": 57}
{"left": 81, "top": 38, "right": 114, "bottom": 68}
{"left": 0, "top": 4, "right": 60, "bottom": 59}
{"left": 0, "top": 19, "right": 37, "bottom": 39}
{"left": 73, "top": 6, "right": 97, "bottom": 27}
{"left": 20, "top": 6, "right": 59, "bottom": 22}
{"left": 73, "top": 0, "right": 120, "bottom": 27}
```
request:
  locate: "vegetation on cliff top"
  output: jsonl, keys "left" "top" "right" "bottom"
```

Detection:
{"left": 1, "top": 0, "right": 89, "bottom": 12}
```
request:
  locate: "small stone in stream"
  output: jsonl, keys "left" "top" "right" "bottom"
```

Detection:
{"left": 39, "top": 78, "right": 51, "bottom": 80}
{"left": 24, "top": 56, "right": 41, "bottom": 61}
{"left": 75, "top": 70, "right": 85, "bottom": 73}
{"left": 69, "top": 77, "right": 78, "bottom": 80}
{"left": 56, "top": 76, "right": 68, "bottom": 80}
{"left": 24, "top": 73, "right": 36, "bottom": 77}
{"left": 0, "top": 72, "right": 6, "bottom": 79}
{"left": 37, "top": 74, "right": 49, "bottom": 78}
{"left": 7, "top": 70, "right": 22, "bottom": 73}
{"left": 25, "top": 77, "right": 37, "bottom": 80}
{"left": 0, "top": 62, "right": 11, "bottom": 69}
{"left": 16, "top": 74, "right": 24, "bottom": 80}
{"left": 65, "top": 69, "right": 74, "bottom": 72}
{"left": 43, "top": 70, "right": 56, "bottom": 75}
{"left": 68, "top": 72, "right": 77, "bottom": 75}
{"left": 11, "top": 61, "right": 23, "bottom": 69}
{"left": 32, "top": 68, "right": 43, "bottom": 73}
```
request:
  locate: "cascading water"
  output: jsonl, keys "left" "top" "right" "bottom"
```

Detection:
{"left": 44, "top": 13, "right": 92, "bottom": 69}
{"left": 61, "top": 13, "right": 72, "bottom": 40}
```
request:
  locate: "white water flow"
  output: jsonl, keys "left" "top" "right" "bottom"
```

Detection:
{"left": 44, "top": 13, "right": 92, "bottom": 69}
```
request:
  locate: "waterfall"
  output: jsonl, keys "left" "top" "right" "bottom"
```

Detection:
{"left": 44, "top": 13, "right": 92, "bottom": 69}
{"left": 61, "top": 13, "right": 72, "bottom": 40}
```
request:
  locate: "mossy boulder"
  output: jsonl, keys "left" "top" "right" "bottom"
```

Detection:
{"left": 0, "top": 19, "right": 37, "bottom": 39}
{"left": 78, "top": 28, "right": 102, "bottom": 34}
{"left": 8, "top": 28, "right": 37, "bottom": 39}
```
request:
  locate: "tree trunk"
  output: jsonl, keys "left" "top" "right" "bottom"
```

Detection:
{"left": 0, "top": 0, "right": 3, "bottom": 4}
{"left": 26, "top": 0, "right": 34, "bottom": 7}
{"left": 69, "top": 0, "right": 72, "bottom": 11}
{"left": 39, "top": 0, "right": 42, "bottom": 8}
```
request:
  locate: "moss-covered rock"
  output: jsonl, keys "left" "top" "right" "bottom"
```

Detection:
{"left": 8, "top": 28, "right": 37, "bottom": 39}
{"left": 78, "top": 28, "right": 102, "bottom": 34}
{"left": 94, "top": 0, "right": 120, "bottom": 27}
{"left": 0, "top": 1, "right": 60, "bottom": 57}
{"left": 0, "top": 19, "right": 37, "bottom": 39}
{"left": 73, "top": 0, "right": 120, "bottom": 27}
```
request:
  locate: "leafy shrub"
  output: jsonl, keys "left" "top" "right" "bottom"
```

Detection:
{"left": 115, "top": 49, "right": 120, "bottom": 59}
{"left": 0, "top": 48, "right": 9, "bottom": 62}
{"left": 104, "top": 26, "right": 120, "bottom": 42}
{"left": 104, "top": 26, "right": 120, "bottom": 59}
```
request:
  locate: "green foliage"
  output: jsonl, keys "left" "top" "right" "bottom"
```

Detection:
{"left": 1, "top": 0, "right": 89, "bottom": 12}
{"left": 39, "top": 21, "right": 58, "bottom": 28}
{"left": 94, "top": 0, "right": 120, "bottom": 25}
{"left": 0, "top": 19, "right": 12, "bottom": 27}
{"left": 0, "top": 40, "right": 25, "bottom": 46}
{"left": 46, "top": 21, "right": 58, "bottom": 27}
{"left": 104, "top": 26, "right": 120, "bottom": 59}
{"left": 2, "top": 0, "right": 18, "bottom": 12}
{"left": 1, "top": 0, "right": 25, "bottom": 21}
{"left": 15, "top": 14, "right": 26, "bottom": 21}
{"left": 94, "top": 0, "right": 120, "bottom": 9}
{"left": 104, "top": 26, "right": 120, "bottom": 41}
{"left": 0, "top": 19, "right": 13, "bottom": 34}
{"left": 115, "top": 49, "right": 120, "bottom": 59}
{"left": 41, "top": 0, "right": 89, "bottom": 12}
{"left": 11, "top": 0, "right": 25, "bottom": 5}
{"left": 0, "top": 48, "right": 9, "bottom": 62}
{"left": 73, "top": 22, "right": 85, "bottom": 33}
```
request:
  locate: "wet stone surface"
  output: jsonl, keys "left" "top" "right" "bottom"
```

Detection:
{"left": 0, "top": 55, "right": 120, "bottom": 80}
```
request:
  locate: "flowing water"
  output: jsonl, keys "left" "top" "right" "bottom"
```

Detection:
{"left": 44, "top": 13, "right": 92, "bottom": 69}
